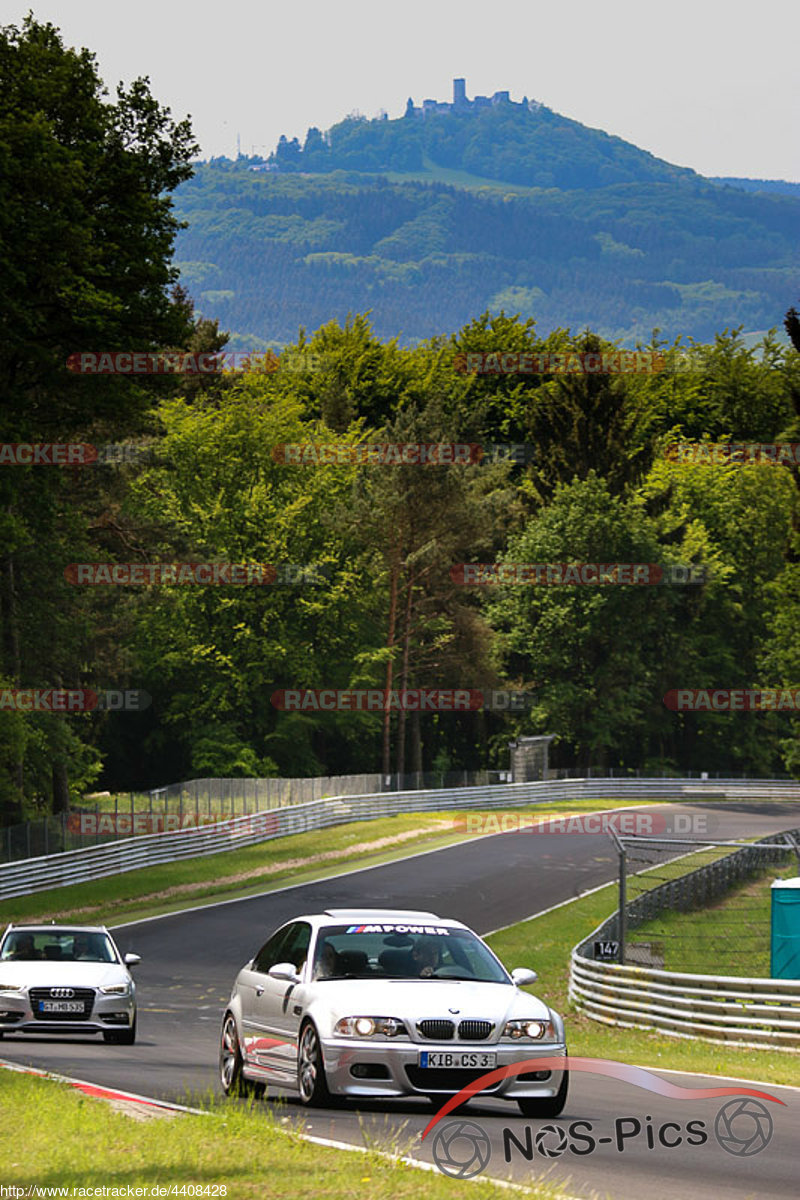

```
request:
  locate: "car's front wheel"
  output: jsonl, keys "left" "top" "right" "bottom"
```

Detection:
{"left": 103, "top": 1015, "right": 137, "bottom": 1045}
{"left": 517, "top": 1071, "right": 569, "bottom": 1118}
{"left": 219, "top": 1012, "right": 264, "bottom": 1098}
{"left": 297, "top": 1021, "right": 331, "bottom": 1106}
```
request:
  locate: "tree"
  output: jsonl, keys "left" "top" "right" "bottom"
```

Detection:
{"left": 0, "top": 15, "right": 198, "bottom": 819}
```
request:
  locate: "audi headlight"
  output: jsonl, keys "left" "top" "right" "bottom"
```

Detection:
{"left": 0, "top": 982, "right": 24, "bottom": 993}
{"left": 334, "top": 1016, "right": 407, "bottom": 1038}
{"left": 502, "top": 1019, "right": 556, "bottom": 1040}
{"left": 99, "top": 984, "right": 130, "bottom": 995}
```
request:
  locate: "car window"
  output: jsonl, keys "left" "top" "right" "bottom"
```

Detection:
{"left": 311, "top": 924, "right": 510, "bottom": 982}
{"left": 252, "top": 925, "right": 294, "bottom": 974}
{"left": 280, "top": 922, "right": 311, "bottom": 975}
{"left": 0, "top": 930, "right": 117, "bottom": 962}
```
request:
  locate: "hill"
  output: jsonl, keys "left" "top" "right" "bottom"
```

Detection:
{"left": 268, "top": 85, "right": 699, "bottom": 191}
{"left": 172, "top": 84, "right": 799, "bottom": 347}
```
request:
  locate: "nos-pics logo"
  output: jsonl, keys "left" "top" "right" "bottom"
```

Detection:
{"left": 431, "top": 1099, "right": 775, "bottom": 1179}
{"left": 423, "top": 1058, "right": 782, "bottom": 1180}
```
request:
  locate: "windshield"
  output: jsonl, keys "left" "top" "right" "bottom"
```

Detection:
{"left": 312, "top": 923, "right": 510, "bottom": 983}
{"left": 0, "top": 930, "right": 118, "bottom": 963}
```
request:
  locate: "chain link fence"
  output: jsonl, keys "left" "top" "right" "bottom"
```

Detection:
{"left": 600, "top": 830, "right": 800, "bottom": 974}
{"left": 0, "top": 769, "right": 512, "bottom": 863}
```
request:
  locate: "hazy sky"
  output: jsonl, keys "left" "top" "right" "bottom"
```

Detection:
{"left": 4, "top": 0, "right": 799, "bottom": 180}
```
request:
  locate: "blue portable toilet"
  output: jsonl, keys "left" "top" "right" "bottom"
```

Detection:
{"left": 771, "top": 877, "right": 800, "bottom": 978}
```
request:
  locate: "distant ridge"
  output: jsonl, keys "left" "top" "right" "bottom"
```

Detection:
{"left": 707, "top": 177, "right": 800, "bottom": 198}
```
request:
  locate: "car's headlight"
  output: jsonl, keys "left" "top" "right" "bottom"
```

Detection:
{"left": 502, "top": 1019, "right": 557, "bottom": 1040}
{"left": 0, "top": 982, "right": 24, "bottom": 993}
{"left": 334, "top": 1016, "right": 408, "bottom": 1038}
{"left": 99, "top": 984, "right": 130, "bottom": 995}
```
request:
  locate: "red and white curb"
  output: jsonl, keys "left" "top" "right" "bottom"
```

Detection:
{"left": 0, "top": 1058, "right": 209, "bottom": 1119}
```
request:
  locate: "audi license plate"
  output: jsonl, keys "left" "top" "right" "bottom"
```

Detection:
{"left": 39, "top": 1001, "right": 83, "bottom": 1013}
{"left": 418, "top": 1051, "right": 496, "bottom": 1069}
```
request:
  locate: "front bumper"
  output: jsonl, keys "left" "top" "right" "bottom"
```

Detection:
{"left": 320, "top": 1037, "right": 568, "bottom": 1099}
{"left": 0, "top": 990, "right": 135, "bottom": 1036}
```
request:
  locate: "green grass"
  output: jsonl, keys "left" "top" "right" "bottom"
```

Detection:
{"left": 0, "top": 798, "right": 658, "bottom": 928}
{"left": 631, "top": 858, "right": 798, "bottom": 975}
{"left": 0, "top": 1072, "right": 568, "bottom": 1198}
{"left": 487, "top": 876, "right": 800, "bottom": 1087}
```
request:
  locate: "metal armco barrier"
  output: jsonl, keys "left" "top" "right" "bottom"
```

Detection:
{"left": 569, "top": 955, "right": 800, "bottom": 1048}
{"left": 569, "top": 826, "right": 800, "bottom": 1049}
{"left": 1, "top": 776, "right": 799, "bottom": 902}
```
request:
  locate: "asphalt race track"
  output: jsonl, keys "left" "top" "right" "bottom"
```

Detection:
{"left": 2, "top": 801, "right": 798, "bottom": 1198}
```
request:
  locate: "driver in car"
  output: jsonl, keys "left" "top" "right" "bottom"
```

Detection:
{"left": 72, "top": 934, "right": 93, "bottom": 960}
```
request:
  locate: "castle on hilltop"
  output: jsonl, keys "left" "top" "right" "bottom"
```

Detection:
{"left": 404, "top": 78, "right": 543, "bottom": 118}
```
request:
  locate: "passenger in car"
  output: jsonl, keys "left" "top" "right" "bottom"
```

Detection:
{"left": 411, "top": 938, "right": 441, "bottom": 977}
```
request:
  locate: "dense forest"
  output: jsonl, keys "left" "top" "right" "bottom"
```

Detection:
{"left": 2, "top": 17, "right": 800, "bottom": 826}
{"left": 173, "top": 162, "right": 799, "bottom": 347}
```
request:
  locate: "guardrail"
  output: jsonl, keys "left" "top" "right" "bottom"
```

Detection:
{"left": 569, "top": 956, "right": 800, "bottom": 1048}
{"left": 2, "top": 776, "right": 799, "bottom": 902}
{"left": 569, "top": 827, "right": 800, "bottom": 1049}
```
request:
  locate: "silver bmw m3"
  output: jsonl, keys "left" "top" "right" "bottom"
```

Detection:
{"left": 220, "top": 908, "right": 568, "bottom": 1115}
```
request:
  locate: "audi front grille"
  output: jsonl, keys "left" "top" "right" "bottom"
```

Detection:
{"left": 29, "top": 987, "right": 96, "bottom": 1021}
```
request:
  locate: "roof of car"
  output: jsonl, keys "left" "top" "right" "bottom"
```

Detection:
{"left": 3, "top": 923, "right": 110, "bottom": 934}
{"left": 287, "top": 910, "right": 468, "bottom": 930}
{"left": 322, "top": 908, "right": 443, "bottom": 920}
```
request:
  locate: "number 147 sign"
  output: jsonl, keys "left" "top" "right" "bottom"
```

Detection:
{"left": 594, "top": 940, "right": 620, "bottom": 961}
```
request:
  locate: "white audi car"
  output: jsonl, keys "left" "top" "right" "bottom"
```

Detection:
{"left": 220, "top": 908, "right": 568, "bottom": 1116}
{"left": 0, "top": 924, "right": 139, "bottom": 1044}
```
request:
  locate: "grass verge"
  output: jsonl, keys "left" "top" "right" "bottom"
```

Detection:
{"left": 0, "top": 1071, "right": 566, "bottom": 1198}
{"left": 0, "top": 798, "right": 657, "bottom": 928}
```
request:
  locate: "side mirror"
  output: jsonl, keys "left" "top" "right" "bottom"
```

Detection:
{"left": 124, "top": 953, "right": 142, "bottom": 967}
{"left": 268, "top": 962, "right": 300, "bottom": 983}
{"left": 511, "top": 967, "right": 537, "bottom": 987}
